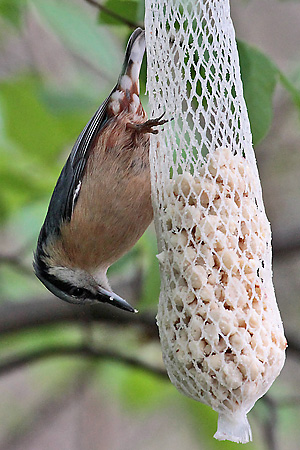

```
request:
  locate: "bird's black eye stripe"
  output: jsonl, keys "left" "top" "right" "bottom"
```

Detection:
{"left": 68, "top": 286, "right": 87, "bottom": 298}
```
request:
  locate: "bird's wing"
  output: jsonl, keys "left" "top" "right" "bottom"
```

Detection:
{"left": 42, "top": 93, "right": 113, "bottom": 238}
{"left": 65, "top": 94, "right": 112, "bottom": 219}
{"left": 62, "top": 29, "right": 146, "bottom": 223}
{"left": 41, "top": 28, "right": 145, "bottom": 239}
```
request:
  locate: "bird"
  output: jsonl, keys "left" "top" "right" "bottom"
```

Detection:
{"left": 33, "top": 28, "right": 167, "bottom": 313}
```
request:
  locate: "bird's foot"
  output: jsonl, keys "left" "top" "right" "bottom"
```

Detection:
{"left": 126, "top": 113, "right": 169, "bottom": 135}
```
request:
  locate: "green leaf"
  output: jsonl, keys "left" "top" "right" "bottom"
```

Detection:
{"left": 0, "top": 77, "right": 80, "bottom": 164}
{"left": 0, "top": 76, "right": 89, "bottom": 220}
{"left": 237, "top": 40, "right": 278, "bottom": 145}
{"left": 136, "top": 0, "right": 145, "bottom": 23}
{"left": 31, "top": 0, "right": 122, "bottom": 77}
{"left": 278, "top": 70, "right": 300, "bottom": 111}
{"left": 0, "top": 146, "right": 50, "bottom": 221}
{"left": 99, "top": 0, "right": 138, "bottom": 25}
{"left": 0, "top": 0, "right": 25, "bottom": 27}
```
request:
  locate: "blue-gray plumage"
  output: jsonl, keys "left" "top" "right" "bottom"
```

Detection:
{"left": 33, "top": 28, "right": 166, "bottom": 312}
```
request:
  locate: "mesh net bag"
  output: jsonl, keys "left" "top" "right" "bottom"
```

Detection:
{"left": 145, "top": 0, "right": 287, "bottom": 444}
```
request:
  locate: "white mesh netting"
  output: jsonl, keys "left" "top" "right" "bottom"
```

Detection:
{"left": 145, "top": 0, "right": 286, "bottom": 444}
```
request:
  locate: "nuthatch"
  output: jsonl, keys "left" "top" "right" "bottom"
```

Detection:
{"left": 34, "top": 28, "right": 166, "bottom": 313}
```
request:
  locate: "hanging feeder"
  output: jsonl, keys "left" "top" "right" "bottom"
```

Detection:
{"left": 145, "top": 0, "right": 286, "bottom": 443}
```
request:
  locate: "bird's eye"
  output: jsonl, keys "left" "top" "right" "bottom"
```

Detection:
{"left": 69, "top": 287, "right": 86, "bottom": 298}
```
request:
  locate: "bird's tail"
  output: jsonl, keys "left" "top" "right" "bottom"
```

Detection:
{"left": 118, "top": 28, "right": 145, "bottom": 95}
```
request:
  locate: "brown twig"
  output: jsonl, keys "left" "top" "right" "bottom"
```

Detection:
{"left": 84, "top": 0, "right": 142, "bottom": 29}
{"left": 0, "top": 253, "right": 33, "bottom": 276}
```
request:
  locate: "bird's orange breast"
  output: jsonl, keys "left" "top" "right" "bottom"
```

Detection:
{"left": 57, "top": 111, "right": 153, "bottom": 271}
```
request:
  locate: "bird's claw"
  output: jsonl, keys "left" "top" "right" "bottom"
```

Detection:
{"left": 126, "top": 112, "right": 169, "bottom": 135}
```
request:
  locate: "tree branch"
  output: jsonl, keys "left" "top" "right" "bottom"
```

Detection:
{"left": 84, "top": 0, "right": 142, "bottom": 29}
{"left": 285, "top": 333, "right": 300, "bottom": 357}
{"left": 0, "top": 297, "right": 158, "bottom": 338}
{"left": 272, "top": 228, "right": 300, "bottom": 258}
{"left": 0, "top": 253, "right": 33, "bottom": 277}
{"left": 0, "top": 344, "right": 167, "bottom": 379}
{"left": 0, "top": 297, "right": 299, "bottom": 358}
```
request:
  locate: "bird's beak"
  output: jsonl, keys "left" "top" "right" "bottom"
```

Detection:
{"left": 97, "top": 287, "right": 138, "bottom": 313}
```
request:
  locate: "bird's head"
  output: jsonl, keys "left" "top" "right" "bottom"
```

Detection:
{"left": 33, "top": 254, "right": 136, "bottom": 313}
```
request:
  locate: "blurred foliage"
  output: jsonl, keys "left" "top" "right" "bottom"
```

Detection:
{"left": 0, "top": 75, "right": 88, "bottom": 220}
{"left": 98, "top": 0, "right": 143, "bottom": 25}
{"left": 0, "top": 0, "right": 25, "bottom": 27}
{"left": 0, "top": 0, "right": 300, "bottom": 449}
{"left": 237, "top": 41, "right": 278, "bottom": 146}
{"left": 32, "top": 0, "right": 123, "bottom": 77}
